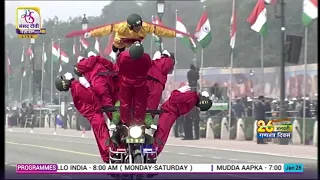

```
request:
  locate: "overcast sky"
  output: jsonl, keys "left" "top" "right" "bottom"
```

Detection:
{"left": 5, "top": 1, "right": 115, "bottom": 24}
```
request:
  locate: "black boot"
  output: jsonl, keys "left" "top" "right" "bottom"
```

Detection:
{"left": 146, "top": 158, "right": 157, "bottom": 178}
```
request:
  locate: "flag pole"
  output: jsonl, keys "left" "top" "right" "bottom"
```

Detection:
{"left": 50, "top": 39, "right": 54, "bottom": 103}
{"left": 20, "top": 47, "right": 25, "bottom": 103}
{"left": 199, "top": 5, "right": 207, "bottom": 92}
{"left": 74, "top": 37, "right": 77, "bottom": 60}
{"left": 40, "top": 43, "right": 45, "bottom": 121}
{"left": 58, "top": 38, "right": 61, "bottom": 113}
{"left": 28, "top": 46, "right": 32, "bottom": 102}
{"left": 302, "top": 26, "right": 308, "bottom": 145}
{"left": 260, "top": 35, "right": 264, "bottom": 92}
{"left": 228, "top": 50, "right": 234, "bottom": 140}
{"left": 199, "top": 48, "right": 204, "bottom": 92}
{"left": 173, "top": 10, "right": 178, "bottom": 89}
{"left": 19, "top": 79, "right": 23, "bottom": 102}
{"left": 150, "top": 15, "right": 154, "bottom": 55}
{"left": 228, "top": 0, "right": 236, "bottom": 139}
{"left": 6, "top": 50, "right": 10, "bottom": 102}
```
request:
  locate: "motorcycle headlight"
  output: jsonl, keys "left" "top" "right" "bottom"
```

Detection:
{"left": 129, "top": 126, "right": 143, "bottom": 138}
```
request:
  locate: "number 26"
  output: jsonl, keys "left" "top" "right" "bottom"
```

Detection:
{"left": 257, "top": 120, "right": 273, "bottom": 133}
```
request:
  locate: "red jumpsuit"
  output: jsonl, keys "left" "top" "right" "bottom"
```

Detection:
{"left": 147, "top": 56, "right": 174, "bottom": 110}
{"left": 153, "top": 90, "right": 199, "bottom": 155}
{"left": 77, "top": 56, "right": 115, "bottom": 107}
{"left": 116, "top": 51, "right": 152, "bottom": 125}
{"left": 69, "top": 80, "right": 113, "bottom": 163}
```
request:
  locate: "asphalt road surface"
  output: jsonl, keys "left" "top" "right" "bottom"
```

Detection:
{"left": 5, "top": 130, "right": 318, "bottom": 179}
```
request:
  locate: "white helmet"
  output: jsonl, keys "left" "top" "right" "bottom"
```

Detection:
{"left": 201, "top": 91, "right": 210, "bottom": 98}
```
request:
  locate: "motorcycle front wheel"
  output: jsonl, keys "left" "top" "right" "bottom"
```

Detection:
{"left": 133, "top": 154, "right": 143, "bottom": 164}
{"left": 130, "top": 154, "right": 143, "bottom": 180}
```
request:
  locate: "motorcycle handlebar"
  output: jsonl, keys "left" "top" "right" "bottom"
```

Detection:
{"left": 102, "top": 107, "right": 163, "bottom": 114}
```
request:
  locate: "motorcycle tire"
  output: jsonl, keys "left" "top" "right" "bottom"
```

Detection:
{"left": 133, "top": 154, "right": 143, "bottom": 164}
{"left": 131, "top": 154, "right": 143, "bottom": 180}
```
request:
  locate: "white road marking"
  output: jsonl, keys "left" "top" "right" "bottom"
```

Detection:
{"left": 165, "top": 144, "right": 317, "bottom": 160}
{"left": 228, "top": 159, "right": 239, "bottom": 161}
{"left": 192, "top": 154, "right": 202, "bottom": 157}
{"left": 247, "top": 160, "right": 257, "bottom": 163}
{"left": 212, "top": 156, "right": 222, "bottom": 159}
{"left": 177, "top": 152, "right": 186, "bottom": 155}
{"left": 6, "top": 130, "right": 317, "bottom": 160}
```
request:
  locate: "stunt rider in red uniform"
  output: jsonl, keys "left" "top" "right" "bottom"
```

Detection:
{"left": 116, "top": 42, "right": 152, "bottom": 125}
{"left": 54, "top": 73, "right": 114, "bottom": 163}
{"left": 147, "top": 50, "right": 175, "bottom": 110}
{"left": 152, "top": 85, "right": 212, "bottom": 160}
{"left": 74, "top": 52, "right": 116, "bottom": 112}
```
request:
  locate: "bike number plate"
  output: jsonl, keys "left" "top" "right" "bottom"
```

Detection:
{"left": 126, "top": 138, "right": 145, "bottom": 144}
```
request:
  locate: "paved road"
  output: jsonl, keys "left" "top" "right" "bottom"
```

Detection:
{"left": 5, "top": 130, "right": 318, "bottom": 179}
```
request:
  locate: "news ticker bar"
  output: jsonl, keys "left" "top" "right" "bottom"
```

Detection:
{"left": 16, "top": 164, "right": 304, "bottom": 173}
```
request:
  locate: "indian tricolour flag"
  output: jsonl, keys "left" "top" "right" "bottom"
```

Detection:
{"left": 89, "top": 38, "right": 101, "bottom": 56}
{"left": 80, "top": 37, "right": 90, "bottom": 49}
{"left": 195, "top": 10, "right": 212, "bottom": 49}
{"left": 176, "top": 16, "right": 197, "bottom": 52}
{"left": 42, "top": 51, "right": 47, "bottom": 73}
{"left": 230, "top": 0, "right": 237, "bottom": 49}
{"left": 104, "top": 33, "right": 117, "bottom": 60}
{"left": 21, "top": 47, "right": 26, "bottom": 77}
{"left": 247, "top": 0, "right": 267, "bottom": 36}
{"left": 94, "top": 38, "right": 100, "bottom": 55}
{"left": 152, "top": 15, "right": 162, "bottom": 44}
{"left": 264, "top": 0, "right": 277, "bottom": 5}
{"left": 52, "top": 42, "right": 70, "bottom": 72}
{"left": 6, "top": 52, "right": 12, "bottom": 77}
{"left": 72, "top": 37, "right": 80, "bottom": 60}
{"left": 302, "top": 0, "right": 318, "bottom": 27}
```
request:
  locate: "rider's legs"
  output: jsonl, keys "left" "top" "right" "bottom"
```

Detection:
{"left": 119, "top": 85, "right": 133, "bottom": 125}
{"left": 91, "top": 78, "right": 114, "bottom": 119}
{"left": 88, "top": 112, "right": 113, "bottom": 163}
{"left": 146, "top": 80, "right": 162, "bottom": 111}
{"left": 152, "top": 112, "right": 178, "bottom": 156}
{"left": 111, "top": 44, "right": 125, "bottom": 60}
{"left": 132, "top": 85, "right": 148, "bottom": 125}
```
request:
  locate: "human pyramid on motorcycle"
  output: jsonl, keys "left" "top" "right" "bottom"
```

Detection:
{"left": 56, "top": 14, "right": 212, "bottom": 166}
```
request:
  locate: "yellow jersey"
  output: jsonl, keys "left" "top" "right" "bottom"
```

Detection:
{"left": 90, "top": 22, "right": 176, "bottom": 48}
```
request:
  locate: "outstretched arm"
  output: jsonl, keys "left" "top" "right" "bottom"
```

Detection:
{"left": 143, "top": 22, "right": 176, "bottom": 38}
{"left": 89, "top": 22, "right": 126, "bottom": 37}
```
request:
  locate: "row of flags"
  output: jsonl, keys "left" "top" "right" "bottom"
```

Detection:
{"left": 247, "top": 0, "right": 317, "bottom": 37}
{"left": 6, "top": 0, "right": 318, "bottom": 78}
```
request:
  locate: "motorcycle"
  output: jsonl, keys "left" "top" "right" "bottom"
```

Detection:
{"left": 106, "top": 109, "right": 160, "bottom": 179}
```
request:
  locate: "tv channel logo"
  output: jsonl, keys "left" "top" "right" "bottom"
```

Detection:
{"left": 16, "top": 6, "right": 46, "bottom": 39}
{"left": 257, "top": 118, "right": 292, "bottom": 139}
